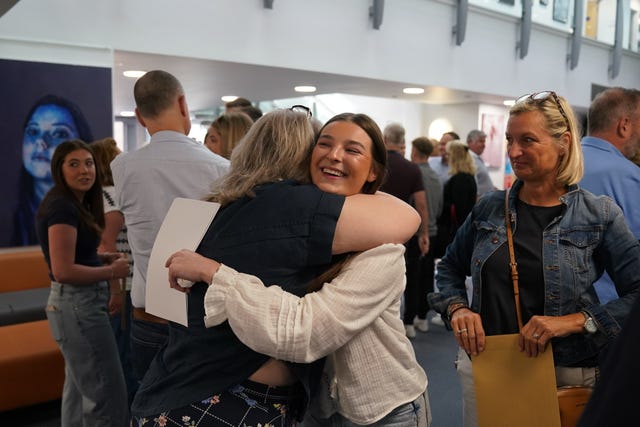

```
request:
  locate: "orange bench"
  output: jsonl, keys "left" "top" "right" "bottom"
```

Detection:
{"left": 0, "top": 248, "right": 51, "bottom": 293}
{"left": 0, "top": 320, "right": 64, "bottom": 411}
{"left": 0, "top": 248, "right": 64, "bottom": 412}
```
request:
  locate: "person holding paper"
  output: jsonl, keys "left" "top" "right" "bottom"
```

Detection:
{"left": 165, "top": 112, "right": 431, "bottom": 427}
{"left": 427, "top": 91, "right": 640, "bottom": 427}
{"left": 37, "top": 140, "right": 130, "bottom": 426}
{"left": 131, "top": 109, "right": 422, "bottom": 426}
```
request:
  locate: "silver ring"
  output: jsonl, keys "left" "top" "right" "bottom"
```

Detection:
{"left": 457, "top": 328, "right": 468, "bottom": 335}
{"left": 532, "top": 333, "right": 540, "bottom": 339}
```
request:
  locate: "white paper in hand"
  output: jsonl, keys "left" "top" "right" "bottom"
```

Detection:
{"left": 145, "top": 198, "right": 220, "bottom": 326}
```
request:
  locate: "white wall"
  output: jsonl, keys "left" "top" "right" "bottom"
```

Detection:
{"left": 597, "top": 0, "right": 617, "bottom": 45}
{"left": 1, "top": 0, "right": 639, "bottom": 111}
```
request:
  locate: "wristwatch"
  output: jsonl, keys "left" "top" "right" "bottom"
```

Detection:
{"left": 581, "top": 311, "right": 598, "bottom": 334}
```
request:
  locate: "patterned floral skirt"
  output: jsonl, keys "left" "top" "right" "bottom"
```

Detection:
{"left": 131, "top": 380, "right": 300, "bottom": 427}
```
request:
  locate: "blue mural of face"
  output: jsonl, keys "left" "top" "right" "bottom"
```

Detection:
{"left": 22, "top": 104, "right": 79, "bottom": 184}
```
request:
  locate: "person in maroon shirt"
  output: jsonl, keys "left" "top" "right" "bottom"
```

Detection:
{"left": 380, "top": 122, "right": 430, "bottom": 338}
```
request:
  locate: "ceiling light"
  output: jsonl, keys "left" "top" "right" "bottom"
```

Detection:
{"left": 221, "top": 95, "right": 238, "bottom": 103}
{"left": 294, "top": 86, "right": 317, "bottom": 93}
{"left": 120, "top": 111, "right": 135, "bottom": 117}
{"left": 123, "top": 70, "right": 146, "bottom": 78}
{"left": 403, "top": 87, "right": 425, "bottom": 95}
{"left": 503, "top": 100, "right": 515, "bottom": 107}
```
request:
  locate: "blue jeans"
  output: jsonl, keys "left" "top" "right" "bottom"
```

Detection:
{"left": 46, "top": 281, "right": 128, "bottom": 427}
{"left": 455, "top": 347, "right": 477, "bottom": 427}
{"left": 130, "top": 317, "right": 169, "bottom": 382}
{"left": 109, "top": 291, "right": 138, "bottom": 406}
{"left": 303, "top": 393, "right": 430, "bottom": 427}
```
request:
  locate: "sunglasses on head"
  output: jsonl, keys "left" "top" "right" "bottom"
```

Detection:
{"left": 289, "top": 105, "right": 312, "bottom": 119}
{"left": 515, "top": 91, "right": 569, "bottom": 129}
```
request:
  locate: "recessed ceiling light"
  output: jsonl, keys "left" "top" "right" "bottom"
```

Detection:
{"left": 221, "top": 95, "right": 238, "bottom": 103}
{"left": 120, "top": 111, "right": 135, "bottom": 117}
{"left": 123, "top": 70, "right": 146, "bottom": 78}
{"left": 503, "top": 100, "right": 515, "bottom": 107}
{"left": 403, "top": 87, "right": 425, "bottom": 95}
{"left": 294, "top": 85, "right": 317, "bottom": 93}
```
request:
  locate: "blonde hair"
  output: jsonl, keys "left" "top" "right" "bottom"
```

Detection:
{"left": 91, "top": 137, "right": 121, "bottom": 186}
{"left": 447, "top": 140, "right": 476, "bottom": 176}
{"left": 209, "top": 112, "right": 254, "bottom": 159}
{"left": 510, "top": 93, "right": 583, "bottom": 185}
{"left": 210, "top": 109, "right": 314, "bottom": 205}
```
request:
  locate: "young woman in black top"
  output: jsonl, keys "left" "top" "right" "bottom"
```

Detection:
{"left": 37, "top": 139, "right": 130, "bottom": 426}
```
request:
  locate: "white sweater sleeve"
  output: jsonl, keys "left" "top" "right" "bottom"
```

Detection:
{"left": 203, "top": 243, "right": 406, "bottom": 363}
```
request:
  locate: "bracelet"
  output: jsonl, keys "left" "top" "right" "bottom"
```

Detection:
{"left": 447, "top": 302, "right": 469, "bottom": 319}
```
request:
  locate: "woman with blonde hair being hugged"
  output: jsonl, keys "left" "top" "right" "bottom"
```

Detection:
{"left": 37, "top": 139, "right": 130, "bottom": 426}
{"left": 132, "top": 109, "right": 420, "bottom": 426}
{"left": 168, "top": 113, "right": 431, "bottom": 426}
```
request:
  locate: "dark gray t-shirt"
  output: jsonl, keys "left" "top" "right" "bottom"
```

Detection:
{"left": 480, "top": 199, "right": 562, "bottom": 335}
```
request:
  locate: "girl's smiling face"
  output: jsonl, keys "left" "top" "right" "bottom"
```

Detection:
{"left": 310, "top": 121, "right": 377, "bottom": 196}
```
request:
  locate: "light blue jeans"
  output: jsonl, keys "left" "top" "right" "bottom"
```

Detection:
{"left": 455, "top": 347, "right": 477, "bottom": 427}
{"left": 302, "top": 392, "right": 431, "bottom": 427}
{"left": 46, "top": 281, "right": 128, "bottom": 427}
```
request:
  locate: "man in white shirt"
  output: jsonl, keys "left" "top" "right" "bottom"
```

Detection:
{"left": 111, "top": 70, "right": 229, "bottom": 381}
{"left": 429, "top": 131, "right": 459, "bottom": 185}
{"left": 466, "top": 130, "right": 496, "bottom": 196}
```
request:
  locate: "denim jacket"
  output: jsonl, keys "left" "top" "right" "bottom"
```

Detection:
{"left": 429, "top": 180, "right": 640, "bottom": 366}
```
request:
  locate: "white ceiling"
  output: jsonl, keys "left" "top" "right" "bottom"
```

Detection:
{"left": 113, "top": 50, "right": 512, "bottom": 120}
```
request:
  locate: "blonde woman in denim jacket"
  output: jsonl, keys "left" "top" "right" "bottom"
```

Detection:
{"left": 428, "top": 91, "right": 640, "bottom": 427}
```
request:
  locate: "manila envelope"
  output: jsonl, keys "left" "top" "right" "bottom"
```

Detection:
{"left": 472, "top": 334, "right": 561, "bottom": 427}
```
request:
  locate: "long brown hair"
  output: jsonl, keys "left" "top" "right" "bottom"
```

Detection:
{"left": 91, "top": 137, "right": 121, "bottom": 186}
{"left": 37, "top": 139, "right": 104, "bottom": 236}
{"left": 307, "top": 113, "right": 387, "bottom": 292}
